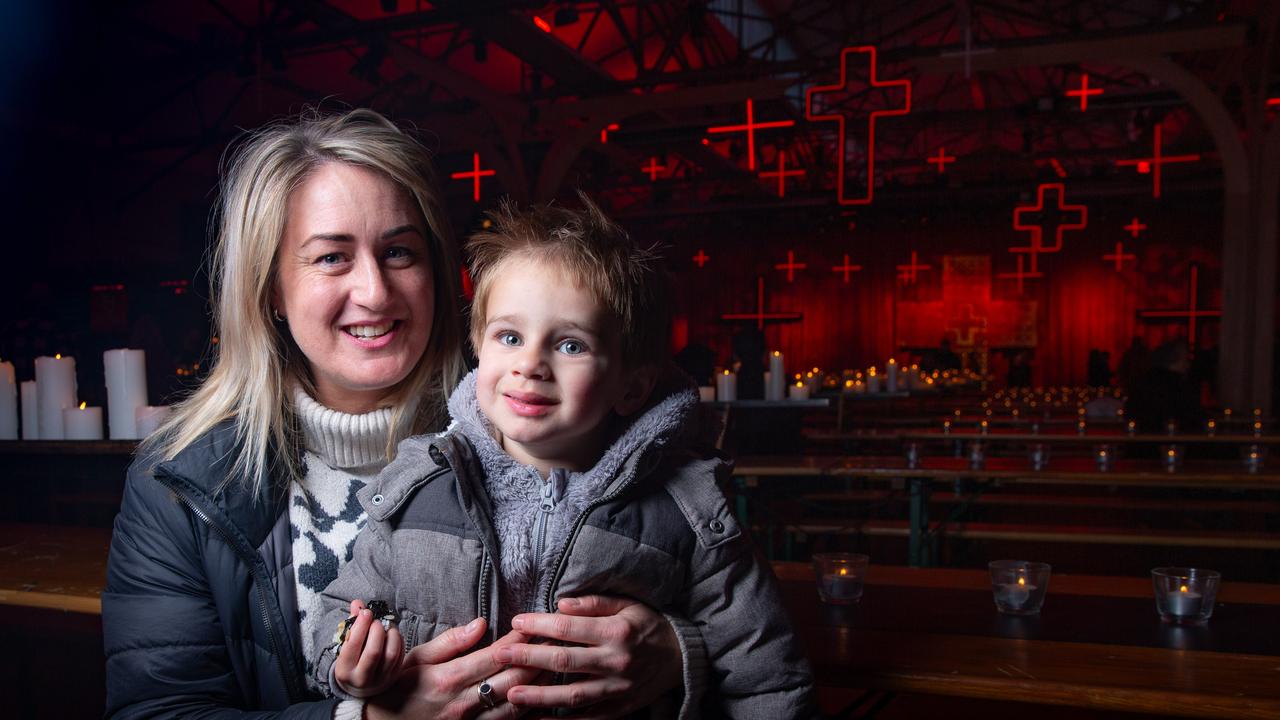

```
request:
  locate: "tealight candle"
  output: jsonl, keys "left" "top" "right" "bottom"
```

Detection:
{"left": 63, "top": 402, "right": 104, "bottom": 440}
{"left": 1205, "top": 419, "right": 1217, "bottom": 437}
{"left": 788, "top": 381, "right": 810, "bottom": 401}
{"left": 865, "top": 367, "right": 881, "bottom": 394}
{"left": 1127, "top": 420, "right": 1138, "bottom": 436}
{"left": 715, "top": 369, "right": 737, "bottom": 402}
{"left": 1152, "top": 567, "right": 1219, "bottom": 625}
{"left": 813, "top": 553, "right": 868, "bottom": 604}
{"left": 989, "top": 560, "right": 1051, "bottom": 615}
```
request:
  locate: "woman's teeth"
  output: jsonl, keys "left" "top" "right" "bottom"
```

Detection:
{"left": 345, "top": 323, "right": 394, "bottom": 338}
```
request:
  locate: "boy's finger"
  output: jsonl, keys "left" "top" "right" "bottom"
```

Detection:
{"left": 404, "top": 617, "right": 486, "bottom": 666}
{"left": 382, "top": 626, "right": 403, "bottom": 673}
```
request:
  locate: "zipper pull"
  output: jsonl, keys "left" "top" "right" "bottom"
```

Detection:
{"left": 540, "top": 476, "right": 556, "bottom": 513}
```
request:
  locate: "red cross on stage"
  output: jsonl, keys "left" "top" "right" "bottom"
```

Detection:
{"left": 720, "top": 276, "right": 803, "bottom": 330}
{"left": 706, "top": 98, "right": 795, "bottom": 170}
{"left": 949, "top": 304, "right": 988, "bottom": 346}
{"left": 759, "top": 151, "right": 805, "bottom": 197}
{"left": 898, "top": 256, "right": 1037, "bottom": 350}
{"left": 1137, "top": 263, "right": 1221, "bottom": 350}
{"left": 896, "top": 250, "right": 931, "bottom": 285}
{"left": 451, "top": 152, "right": 496, "bottom": 202}
{"left": 642, "top": 156, "right": 667, "bottom": 181}
{"left": 805, "top": 45, "right": 911, "bottom": 205}
{"left": 927, "top": 147, "right": 956, "bottom": 173}
{"left": 1103, "top": 242, "right": 1137, "bottom": 272}
{"left": 1115, "top": 124, "right": 1200, "bottom": 199}
{"left": 831, "top": 254, "right": 863, "bottom": 283}
{"left": 1066, "top": 73, "right": 1103, "bottom": 111}
{"left": 1010, "top": 183, "right": 1087, "bottom": 273}
{"left": 1124, "top": 217, "right": 1148, "bottom": 238}
{"left": 692, "top": 249, "right": 710, "bottom": 268}
{"left": 996, "top": 254, "right": 1043, "bottom": 295}
{"left": 775, "top": 250, "right": 808, "bottom": 282}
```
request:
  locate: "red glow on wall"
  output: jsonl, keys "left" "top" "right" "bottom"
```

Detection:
{"left": 642, "top": 156, "right": 667, "bottom": 181}
{"left": 721, "top": 276, "right": 802, "bottom": 330}
{"left": 775, "top": 250, "right": 808, "bottom": 282}
{"left": 1010, "top": 183, "right": 1087, "bottom": 273}
{"left": 1066, "top": 73, "right": 1103, "bottom": 111}
{"left": 1103, "top": 242, "right": 1137, "bottom": 272}
{"left": 706, "top": 98, "right": 795, "bottom": 170}
{"left": 996, "top": 254, "right": 1043, "bottom": 295}
{"left": 451, "top": 152, "right": 496, "bottom": 202}
{"left": 1137, "top": 264, "right": 1221, "bottom": 350}
{"left": 1124, "top": 217, "right": 1148, "bottom": 238}
{"left": 831, "top": 254, "right": 863, "bottom": 283}
{"left": 805, "top": 46, "right": 911, "bottom": 205}
{"left": 896, "top": 250, "right": 931, "bottom": 284}
{"left": 927, "top": 147, "right": 955, "bottom": 173}
{"left": 1115, "top": 124, "right": 1200, "bottom": 199}
{"left": 693, "top": 249, "right": 710, "bottom": 268}
{"left": 759, "top": 150, "right": 805, "bottom": 197}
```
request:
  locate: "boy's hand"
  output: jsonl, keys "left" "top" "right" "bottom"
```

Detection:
{"left": 334, "top": 599, "right": 405, "bottom": 698}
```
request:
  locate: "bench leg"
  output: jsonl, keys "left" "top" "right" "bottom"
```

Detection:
{"left": 909, "top": 477, "right": 932, "bottom": 567}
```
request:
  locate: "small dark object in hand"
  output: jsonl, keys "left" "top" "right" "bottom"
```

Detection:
{"left": 333, "top": 600, "right": 399, "bottom": 648}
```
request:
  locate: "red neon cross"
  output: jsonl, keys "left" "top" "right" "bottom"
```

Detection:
{"left": 1066, "top": 73, "right": 1103, "bottom": 111}
{"left": 1124, "top": 217, "right": 1148, "bottom": 238}
{"left": 949, "top": 304, "right": 988, "bottom": 346}
{"left": 642, "top": 157, "right": 667, "bottom": 182}
{"left": 706, "top": 98, "right": 795, "bottom": 170}
{"left": 806, "top": 46, "right": 911, "bottom": 205}
{"left": 1010, "top": 183, "right": 1087, "bottom": 273}
{"left": 692, "top": 249, "right": 710, "bottom": 268}
{"left": 1137, "top": 264, "right": 1221, "bottom": 348}
{"left": 759, "top": 151, "right": 805, "bottom": 197}
{"left": 451, "top": 152, "right": 496, "bottom": 202}
{"left": 831, "top": 254, "right": 863, "bottom": 283}
{"left": 1115, "top": 124, "right": 1200, "bottom": 199}
{"left": 600, "top": 122, "right": 619, "bottom": 143}
{"left": 928, "top": 147, "right": 956, "bottom": 173}
{"left": 896, "top": 250, "right": 931, "bottom": 284}
{"left": 996, "top": 254, "right": 1043, "bottom": 295}
{"left": 720, "top": 276, "right": 803, "bottom": 330}
{"left": 775, "top": 250, "right": 808, "bottom": 282}
{"left": 1103, "top": 242, "right": 1137, "bottom": 272}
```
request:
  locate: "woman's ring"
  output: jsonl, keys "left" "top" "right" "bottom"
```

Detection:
{"left": 477, "top": 679, "right": 498, "bottom": 709}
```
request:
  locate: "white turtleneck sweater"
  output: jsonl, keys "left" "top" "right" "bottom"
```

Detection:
{"left": 289, "top": 386, "right": 400, "bottom": 694}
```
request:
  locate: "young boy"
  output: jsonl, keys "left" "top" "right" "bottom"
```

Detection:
{"left": 312, "top": 196, "right": 815, "bottom": 718}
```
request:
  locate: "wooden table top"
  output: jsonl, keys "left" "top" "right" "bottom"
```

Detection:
{"left": 0, "top": 524, "right": 110, "bottom": 614}
{"left": 775, "top": 562, "right": 1280, "bottom": 718}
{"left": 734, "top": 455, "right": 1280, "bottom": 489}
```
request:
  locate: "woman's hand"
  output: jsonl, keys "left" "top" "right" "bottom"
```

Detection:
{"left": 498, "top": 596, "right": 683, "bottom": 718}
{"left": 365, "top": 618, "right": 540, "bottom": 720}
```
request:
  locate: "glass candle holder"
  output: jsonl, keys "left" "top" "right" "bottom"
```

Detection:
{"left": 1126, "top": 420, "right": 1138, "bottom": 436}
{"left": 967, "top": 441, "right": 986, "bottom": 470}
{"left": 1095, "top": 444, "right": 1114, "bottom": 472}
{"left": 989, "top": 560, "right": 1051, "bottom": 615}
{"left": 1027, "top": 443, "right": 1049, "bottom": 471}
{"left": 1161, "top": 444, "right": 1183, "bottom": 473}
{"left": 904, "top": 441, "right": 922, "bottom": 470}
{"left": 1241, "top": 444, "right": 1267, "bottom": 474}
{"left": 812, "top": 553, "right": 869, "bottom": 605}
{"left": 1152, "top": 567, "right": 1220, "bottom": 625}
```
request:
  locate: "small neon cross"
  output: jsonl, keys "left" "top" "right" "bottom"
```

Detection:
{"left": 1115, "top": 125, "right": 1200, "bottom": 199}
{"left": 1124, "top": 217, "right": 1148, "bottom": 238}
{"left": 1103, "top": 242, "right": 1137, "bottom": 272}
{"left": 759, "top": 150, "right": 805, "bottom": 197}
{"left": 996, "top": 254, "right": 1043, "bottom": 295}
{"left": 720, "top": 276, "right": 803, "bottom": 330}
{"left": 896, "top": 250, "right": 931, "bottom": 284}
{"left": 831, "top": 254, "right": 863, "bottom": 283}
{"left": 775, "top": 250, "right": 808, "bottom": 282}
{"left": 706, "top": 98, "right": 795, "bottom": 170}
{"left": 642, "top": 157, "right": 667, "bottom": 182}
{"left": 451, "top": 152, "right": 495, "bottom": 202}
{"left": 692, "top": 249, "right": 710, "bottom": 268}
{"left": 1066, "top": 73, "right": 1103, "bottom": 111}
{"left": 1138, "top": 264, "right": 1221, "bottom": 349}
{"left": 927, "top": 147, "right": 956, "bottom": 173}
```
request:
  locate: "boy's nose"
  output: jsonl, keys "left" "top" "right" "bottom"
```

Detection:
{"left": 512, "top": 349, "right": 550, "bottom": 380}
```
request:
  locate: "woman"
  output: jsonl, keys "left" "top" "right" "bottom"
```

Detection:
{"left": 103, "top": 109, "right": 701, "bottom": 719}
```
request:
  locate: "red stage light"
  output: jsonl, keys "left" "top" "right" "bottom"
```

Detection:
{"left": 1066, "top": 73, "right": 1103, "bottom": 111}
{"left": 1115, "top": 125, "right": 1200, "bottom": 198}
{"left": 831, "top": 254, "right": 864, "bottom": 283}
{"left": 759, "top": 150, "right": 805, "bottom": 197}
{"left": 706, "top": 98, "right": 795, "bottom": 170}
{"left": 805, "top": 46, "right": 911, "bottom": 205}
{"left": 1010, "top": 183, "right": 1087, "bottom": 273}
{"left": 775, "top": 250, "right": 808, "bottom": 282}
{"left": 927, "top": 147, "right": 956, "bottom": 173}
{"left": 451, "top": 152, "right": 496, "bottom": 202}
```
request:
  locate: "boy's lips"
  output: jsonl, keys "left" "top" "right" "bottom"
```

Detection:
{"left": 504, "top": 391, "right": 556, "bottom": 417}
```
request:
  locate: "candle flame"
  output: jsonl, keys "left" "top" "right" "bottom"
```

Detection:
{"left": 79, "top": 401, "right": 86, "bottom": 410}
{"left": 1179, "top": 584, "right": 1189, "bottom": 593}
{"left": 839, "top": 567, "right": 848, "bottom": 576}
{"left": 772, "top": 351, "right": 780, "bottom": 357}
{"left": 55, "top": 353, "right": 62, "bottom": 359}
{"left": 722, "top": 369, "right": 730, "bottom": 376}
{"left": 1168, "top": 449, "right": 1176, "bottom": 458}
{"left": 795, "top": 381, "right": 803, "bottom": 388}
{"left": 844, "top": 379, "right": 853, "bottom": 388}
{"left": 1017, "top": 577, "right": 1026, "bottom": 587}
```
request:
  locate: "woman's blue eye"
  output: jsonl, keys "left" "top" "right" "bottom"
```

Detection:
{"left": 386, "top": 246, "right": 412, "bottom": 260}
{"left": 557, "top": 339, "right": 586, "bottom": 355}
{"left": 497, "top": 332, "right": 521, "bottom": 347}
{"left": 318, "top": 253, "right": 343, "bottom": 265}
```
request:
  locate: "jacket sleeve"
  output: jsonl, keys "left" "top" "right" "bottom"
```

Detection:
{"left": 668, "top": 466, "right": 817, "bottom": 720}
{"left": 103, "top": 457, "right": 338, "bottom": 720}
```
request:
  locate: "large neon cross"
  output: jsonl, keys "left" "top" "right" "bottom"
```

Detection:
{"left": 774, "top": 250, "right": 807, "bottom": 282}
{"left": 706, "top": 98, "right": 795, "bottom": 170}
{"left": 642, "top": 157, "right": 667, "bottom": 181}
{"left": 1010, "top": 183, "right": 1087, "bottom": 273}
{"left": 927, "top": 147, "right": 956, "bottom": 173}
{"left": 1066, "top": 73, "right": 1103, "bottom": 111}
{"left": 1115, "top": 125, "right": 1200, "bottom": 199}
{"left": 996, "top": 254, "right": 1043, "bottom": 295}
{"left": 692, "top": 249, "right": 710, "bottom": 268}
{"left": 949, "top": 304, "right": 988, "bottom": 346}
{"left": 831, "top": 254, "right": 863, "bottom": 283}
{"left": 896, "top": 250, "right": 931, "bottom": 284}
{"left": 1124, "top": 217, "right": 1148, "bottom": 238}
{"left": 806, "top": 46, "right": 911, "bottom": 205}
{"left": 1137, "top": 264, "right": 1221, "bottom": 349}
{"left": 720, "top": 276, "right": 803, "bottom": 330}
{"left": 451, "top": 152, "right": 495, "bottom": 202}
{"left": 1103, "top": 242, "right": 1137, "bottom": 272}
{"left": 759, "top": 151, "right": 805, "bottom": 197}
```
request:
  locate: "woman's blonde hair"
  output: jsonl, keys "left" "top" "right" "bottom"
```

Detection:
{"left": 147, "top": 108, "right": 464, "bottom": 497}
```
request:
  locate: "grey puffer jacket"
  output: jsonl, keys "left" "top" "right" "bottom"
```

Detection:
{"left": 103, "top": 421, "right": 336, "bottom": 718}
{"left": 313, "top": 375, "right": 816, "bottom": 719}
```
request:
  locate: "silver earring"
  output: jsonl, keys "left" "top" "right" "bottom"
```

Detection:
{"left": 273, "top": 308, "right": 285, "bottom": 323}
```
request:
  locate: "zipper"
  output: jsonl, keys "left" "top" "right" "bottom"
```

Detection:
{"left": 155, "top": 473, "right": 305, "bottom": 703}
{"left": 529, "top": 469, "right": 559, "bottom": 612}
{"left": 477, "top": 551, "right": 493, "bottom": 632}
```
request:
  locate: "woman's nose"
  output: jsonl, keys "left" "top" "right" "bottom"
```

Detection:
{"left": 352, "top": 256, "right": 391, "bottom": 308}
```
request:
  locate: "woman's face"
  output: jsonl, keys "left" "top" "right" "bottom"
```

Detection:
{"left": 274, "top": 162, "right": 434, "bottom": 413}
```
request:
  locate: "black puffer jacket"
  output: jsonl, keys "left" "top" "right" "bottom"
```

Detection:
{"left": 103, "top": 421, "right": 337, "bottom": 718}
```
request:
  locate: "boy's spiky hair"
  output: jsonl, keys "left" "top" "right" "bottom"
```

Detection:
{"left": 466, "top": 192, "right": 670, "bottom": 368}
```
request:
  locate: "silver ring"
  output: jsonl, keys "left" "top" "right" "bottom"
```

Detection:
{"left": 477, "top": 679, "right": 498, "bottom": 709}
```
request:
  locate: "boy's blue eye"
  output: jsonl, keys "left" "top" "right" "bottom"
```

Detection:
{"left": 497, "top": 332, "right": 521, "bottom": 347}
{"left": 557, "top": 339, "right": 586, "bottom": 356}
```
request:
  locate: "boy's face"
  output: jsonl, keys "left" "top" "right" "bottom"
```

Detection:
{"left": 475, "top": 257, "right": 652, "bottom": 474}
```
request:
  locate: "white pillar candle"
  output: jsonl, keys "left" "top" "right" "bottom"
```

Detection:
{"left": 63, "top": 403, "right": 104, "bottom": 440}
{"left": 35, "top": 355, "right": 77, "bottom": 440}
{"left": 21, "top": 381, "right": 38, "bottom": 439}
{"left": 715, "top": 370, "right": 737, "bottom": 402}
{"left": 788, "top": 382, "right": 810, "bottom": 401}
{"left": 766, "top": 351, "right": 786, "bottom": 401}
{"left": 886, "top": 358, "right": 899, "bottom": 393}
{"left": 0, "top": 361, "right": 16, "bottom": 439}
{"left": 698, "top": 386, "right": 715, "bottom": 402}
{"left": 136, "top": 405, "right": 173, "bottom": 438}
{"left": 104, "top": 348, "right": 148, "bottom": 439}
{"left": 866, "top": 368, "right": 881, "bottom": 394}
